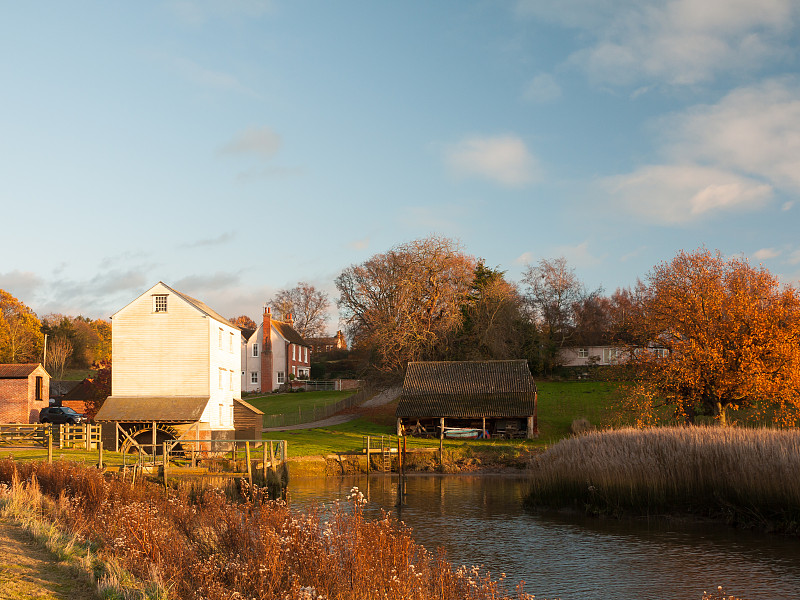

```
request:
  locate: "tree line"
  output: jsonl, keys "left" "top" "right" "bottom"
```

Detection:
{"left": 0, "top": 290, "right": 111, "bottom": 378}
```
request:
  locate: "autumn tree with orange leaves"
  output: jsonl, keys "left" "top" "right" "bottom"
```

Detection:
{"left": 624, "top": 248, "right": 800, "bottom": 426}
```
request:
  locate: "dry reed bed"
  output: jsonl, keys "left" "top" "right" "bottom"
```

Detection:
{"left": 0, "top": 459, "right": 534, "bottom": 600}
{"left": 526, "top": 426, "right": 800, "bottom": 530}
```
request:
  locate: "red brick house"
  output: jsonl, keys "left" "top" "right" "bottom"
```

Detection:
{"left": 0, "top": 363, "right": 50, "bottom": 423}
{"left": 241, "top": 308, "right": 311, "bottom": 393}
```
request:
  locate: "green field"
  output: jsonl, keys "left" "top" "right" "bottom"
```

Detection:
{"left": 244, "top": 390, "right": 356, "bottom": 417}
{"left": 265, "top": 381, "right": 626, "bottom": 457}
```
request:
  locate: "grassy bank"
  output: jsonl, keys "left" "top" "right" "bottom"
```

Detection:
{"left": 525, "top": 426, "right": 800, "bottom": 532}
{"left": 245, "top": 389, "right": 357, "bottom": 417}
{"left": 0, "top": 459, "right": 538, "bottom": 600}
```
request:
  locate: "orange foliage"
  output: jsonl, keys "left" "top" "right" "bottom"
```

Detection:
{"left": 625, "top": 248, "right": 800, "bottom": 426}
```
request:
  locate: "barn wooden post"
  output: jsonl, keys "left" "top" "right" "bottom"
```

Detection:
{"left": 439, "top": 417, "right": 445, "bottom": 439}
{"left": 396, "top": 418, "right": 403, "bottom": 436}
{"left": 152, "top": 421, "right": 157, "bottom": 454}
{"left": 162, "top": 442, "right": 169, "bottom": 487}
{"left": 527, "top": 416, "right": 535, "bottom": 439}
{"left": 98, "top": 440, "right": 104, "bottom": 470}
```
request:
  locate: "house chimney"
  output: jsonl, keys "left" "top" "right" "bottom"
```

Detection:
{"left": 287, "top": 312, "right": 294, "bottom": 327}
{"left": 260, "top": 306, "right": 273, "bottom": 393}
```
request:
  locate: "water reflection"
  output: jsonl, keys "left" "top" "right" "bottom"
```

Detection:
{"left": 288, "top": 474, "right": 800, "bottom": 600}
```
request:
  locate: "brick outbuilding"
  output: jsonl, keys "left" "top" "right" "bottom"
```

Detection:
{"left": 0, "top": 363, "right": 50, "bottom": 423}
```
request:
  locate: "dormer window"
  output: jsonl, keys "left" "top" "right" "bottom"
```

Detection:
{"left": 153, "top": 294, "right": 168, "bottom": 313}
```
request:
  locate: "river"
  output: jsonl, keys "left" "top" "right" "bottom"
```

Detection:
{"left": 287, "top": 474, "right": 800, "bottom": 600}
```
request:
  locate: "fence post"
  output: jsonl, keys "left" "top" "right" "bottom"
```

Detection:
{"left": 85, "top": 423, "right": 90, "bottom": 451}
{"left": 162, "top": 442, "right": 169, "bottom": 487}
{"left": 366, "top": 436, "right": 371, "bottom": 473}
{"left": 98, "top": 440, "right": 104, "bottom": 470}
{"left": 47, "top": 429, "right": 53, "bottom": 464}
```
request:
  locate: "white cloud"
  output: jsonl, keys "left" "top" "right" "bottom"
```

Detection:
{"left": 444, "top": 135, "right": 540, "bottom": 187}
{"left": 516, "top": 0, "right": 798, "bottom": 86}
{"left": 181, "top": 232, "right": 235, "bottom": 248}
{"left": 661, "top": 78, "right": 800, "bottom": 191}
{"left": 753, "top": 247, "right": 782, "bottom": 260}
{"left": 552, "top": 241, "right": 602, "bottom": 268}
{"left": 524, "top": 73, "right": 562, "bottom": 103}
{"left": 170, "top": 57, "right": 255, "bottom": 95}
{"left": 788, "top": 250, "right": 800, "bottom": 265}
{"left": 783, "top": 201, "right": 795, "bottom": 211}
{"left": 348, "top": 237, "right": 370, "bottom": 251}
{"left": 604, "top": 164, "right": 773, "bottom": 224}
{"left": 515, "top": 252, "right": 535, "bottom": 265}
{"left": 220, "top": 127, "right": 282, "bottom": 158}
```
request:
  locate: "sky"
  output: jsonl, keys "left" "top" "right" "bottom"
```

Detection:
{"left": 2, "top": 1, "right": 800, "bottom": 329}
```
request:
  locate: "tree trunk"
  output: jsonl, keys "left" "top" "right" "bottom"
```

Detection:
{"left": 716, "top": 401, "right": 727, "bottom": 426}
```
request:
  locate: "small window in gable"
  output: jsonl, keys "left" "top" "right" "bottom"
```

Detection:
{"left": 153, "top": 295, "right": 168, "bottom": 313}
{"left": 252, "top": 343, "right": 259, "bottom": 357}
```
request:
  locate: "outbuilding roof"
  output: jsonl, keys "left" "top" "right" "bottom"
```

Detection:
{"left": 272, "top": 320, "right": 309, "bottom": 347}
{"left": 94, "top": 396, "right": 210, "bottom": 422}
{"left": 396, "top": 360, "right": 537, "bottom": 419}
{"left": 0, "top": 364, "right": 45, "bottom": 379}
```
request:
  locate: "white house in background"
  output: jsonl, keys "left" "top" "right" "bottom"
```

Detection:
{"left": 96, "top": 282, "right": 241, "bottom": 446}
{"left": 559, "top": 346, "right": 625, "bottom": 367}
{"left": 241, "top": 307, "right": 311, "bottom": 393}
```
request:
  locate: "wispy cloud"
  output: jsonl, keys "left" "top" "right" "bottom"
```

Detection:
{"left": 219, "top": 126, "right": 282, "bottom": 158}
{"left": 523, "top": 73, "right": 562, "bottom": 103}
{"left": 169, "top": 56, "right": 256, "bottom": 95}
{"left": 444, "top": 135, "right": 540, "bottom": 187}
{"left": 515, "top": 0, "right": 798, "bottom": 87}
{"left": 0, "top": 271, "right": 44, "bottom": 304}
{"left": 604, "top": 164, "right": 773, "bottom": 224}
{"left": 348, "top": 237, "right": 370, "bottom": 251}
{"left": 753, "top": 247, "right": 782, "bottom": 260}
{"left": 553, "top": 241, "right": 602, "bottom": 268}
{"left": 181, "top": 232, "right": 236, "bottom": 248}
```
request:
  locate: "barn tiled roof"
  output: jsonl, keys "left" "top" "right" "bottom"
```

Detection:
{"left": 95, "top": 396, "right": 210, "bottom": 422}
{"left": 0, "top": 364, "right": 43, "bottom": 379}
{"left": 396, "top": 360, "right": 537, "bottom": 418}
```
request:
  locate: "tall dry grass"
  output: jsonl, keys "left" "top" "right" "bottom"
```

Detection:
{"left": 0, "top": 459, "right": 535, "bottom": 600}
{"left": 526, "top": 426, "right": 800, "bottom": 531}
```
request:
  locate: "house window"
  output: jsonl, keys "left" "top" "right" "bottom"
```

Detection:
{"left": 602, "top": 348, "right": 619, "bottom": 364}
{"left": 252, "top": 343, "right": 259, "bottom": 357}
{"left": 229, "top": 332, "right": 234, "bottom": 352}
{"left": 219, "top": 328, "right": 223, "bottom": 349}
{"left": 219, "top": 368, "right": 224, "bottom": 389}
{"left": 251, "top": 372, "right": 258, "bottom": 384}
{"left": 35, "top": 376, "right": 43, "bottom": 401}
{"left": 292, "top": 345, "right": 296, "bottom": 360}
{"left": 153, "top": 295, "right": 168, "bottom": 313}
{"left": 577, "top": 348, "right": 588, "bottom": 358}
{"left": 277, "top": 371, "right": 285, "bottom": 384}
{"left": 219, "top": 404, "right": 224, "bottom": 425}
{"left": 303, "top": 347, "right": 307, "bottom": 363}
{"left": 229, "top": 370, "right": 234, "bottom": 390}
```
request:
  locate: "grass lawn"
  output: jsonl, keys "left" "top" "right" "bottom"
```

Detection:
{"left": 244, "top": 390, "right": 357, "bottom": 417}
{"left": 0, "top": 446, "right": 131, "bottom": 467}
{"left": 265, "top": 381, "right": 626, "bottom": 457}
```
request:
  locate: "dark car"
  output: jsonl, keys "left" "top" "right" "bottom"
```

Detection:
{"left": 39, "top": 406, "right": 85, "bottom": 424}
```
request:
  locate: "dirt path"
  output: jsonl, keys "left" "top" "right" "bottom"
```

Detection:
{"left": 0, "top": 518, "right": 99, "bottom": 600}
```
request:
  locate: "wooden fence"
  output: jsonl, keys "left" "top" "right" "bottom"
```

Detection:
{"left": 0, "top": 424, "right": 50, "bottom": 446}
{"left": 55, "top": 424, "right": 102, "bottom": 450}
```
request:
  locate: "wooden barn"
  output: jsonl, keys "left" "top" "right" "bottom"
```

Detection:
{"left": 396, "top": 360, "right": 538, "bottom": 439}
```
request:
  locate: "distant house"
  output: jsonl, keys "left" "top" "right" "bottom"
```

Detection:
{"left": 306, "top": 330, "right": 347, "bottom": 355}
{"left": 0, "top": 363, "right": 50, "bottom": 423}
{"left": 95, "top": 282, "right": 244, "bottom": 450}
{"left": 395, "top": 360, "right": 538, "bottom": 439}
{"left": 559, "top": 346, "right": 625, "bottom": 367}
{"left": 241, "top": 307, "right": 311, "bottom": 393}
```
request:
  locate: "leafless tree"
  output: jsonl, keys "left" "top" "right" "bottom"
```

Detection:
{"left": 46, "top": 336, "right": 73, "bottom": 379}
{"left": 269, "top": 282, "right": 330, "bottom": 339}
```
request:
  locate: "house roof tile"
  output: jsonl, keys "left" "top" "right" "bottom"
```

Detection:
{"left": 95, "top": 396, "right": 210, "bottom": 422}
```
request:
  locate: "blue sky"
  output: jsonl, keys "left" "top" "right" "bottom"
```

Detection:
{"left": 2, "top": 1, "right": 799, "bottom": 328}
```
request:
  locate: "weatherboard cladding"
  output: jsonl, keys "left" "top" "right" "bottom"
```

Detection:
{"left": 396, "top": 360, "right": 537, "bottom": 419}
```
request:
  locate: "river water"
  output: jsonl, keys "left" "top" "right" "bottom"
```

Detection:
{"left": 287, "top": 474, "right": 800, "bottom": 600}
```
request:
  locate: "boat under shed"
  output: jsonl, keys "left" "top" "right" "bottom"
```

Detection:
{"left": 395, "top": 360, "right": 538, "bottom": 439}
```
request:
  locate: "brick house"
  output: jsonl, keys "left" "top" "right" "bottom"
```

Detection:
{"left": 306, "top": 330, "right": 347, "bottom": 355}
{"left": 0, "top": 363, "right": 50, "bottom": 423}
{"left": 241, "top": 307, "right": 311, "bottom": 393}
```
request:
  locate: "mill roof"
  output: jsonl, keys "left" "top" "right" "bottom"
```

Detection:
{"left": 94, "top": 396, "right": 210, "bottom": 422}
{"left": 396, "top": 360, "right": 537, "bottom": 419}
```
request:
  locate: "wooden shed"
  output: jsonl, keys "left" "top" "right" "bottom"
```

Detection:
{"left": 234, "top": 398, "right": 264, "bottom": 440}
{"left": 0, "top": 363, "right": 50, "bottom": 424}
{"left": 395, "top": 360, "right": 538, "bottom": 439}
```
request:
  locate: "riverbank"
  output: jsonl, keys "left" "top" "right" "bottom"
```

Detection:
{"left": 524, "top": 426, "right": 800, "bottom": 534}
